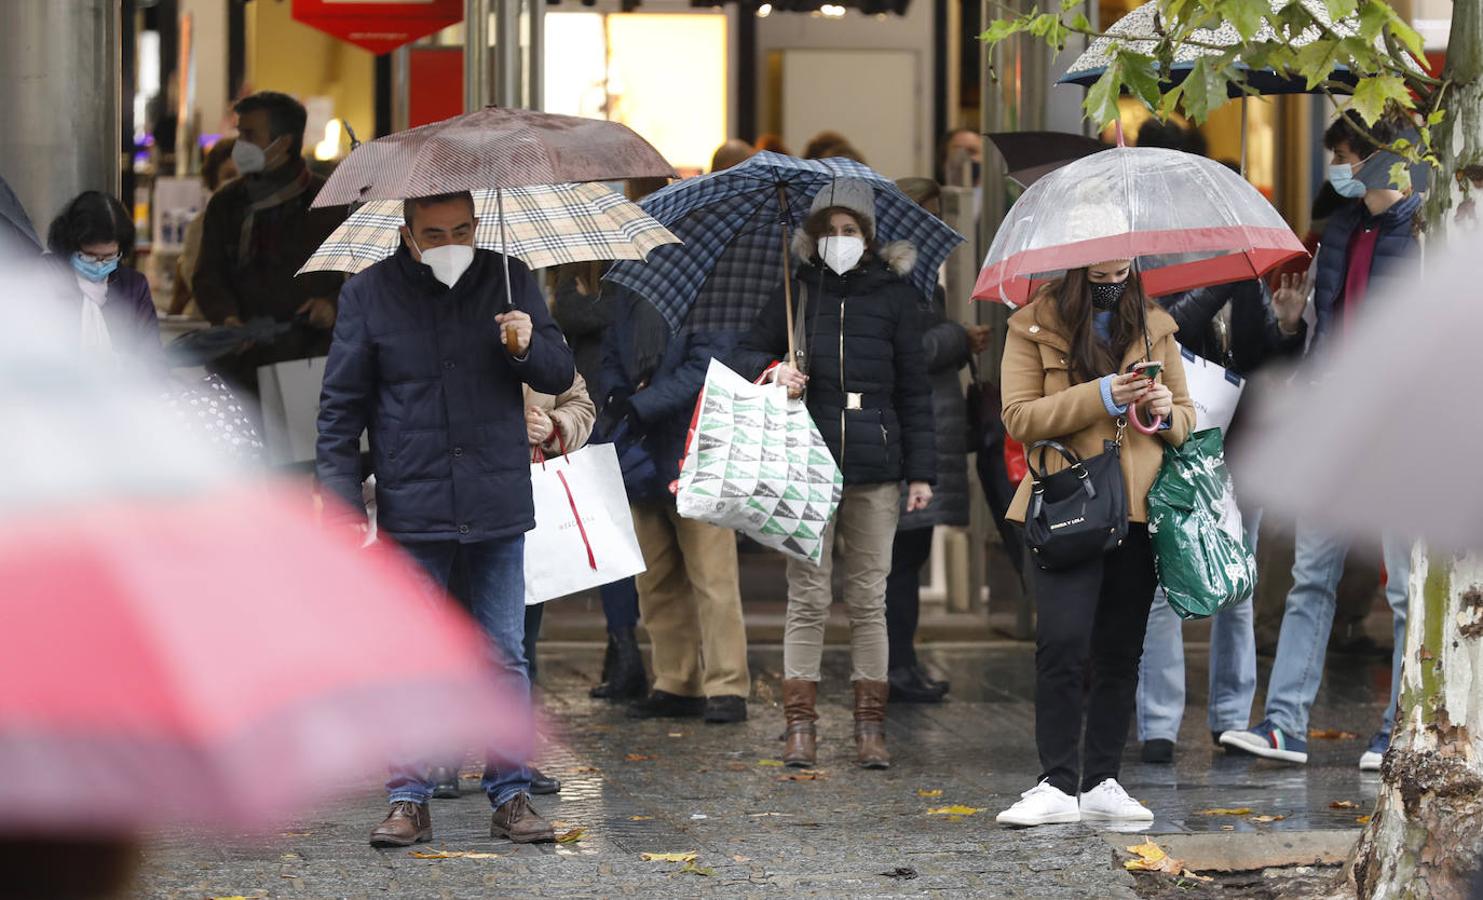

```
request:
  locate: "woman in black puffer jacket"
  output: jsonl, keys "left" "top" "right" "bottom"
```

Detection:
{"left": 736, "top": 177, "right": 935, "bottom": 772}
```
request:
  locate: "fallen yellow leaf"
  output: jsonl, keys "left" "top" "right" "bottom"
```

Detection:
{"left": 1309, "top": 728, "right": 1360, "bottom": 740}
{"left": 1329, "top": 800, "right": 1360, "bottom": 810}
{"left": 733, "top": 855, "right": 752, "bottom": 863}
{"left": 756, "top": 759, "right": 784, "bottom": 767}
{"left": 927, "top": 805, "right": 984, "bottom": 816}
{"left": 1251, "top": 815, "right": 1286, "bottom": 823}
{"left": 916, "top": 789, "right": 944, "bottom": 798}
{"left": 556, "top": 827, "right": 585, "bottom": 844}
{"left": 625, "top": 753, "right": 655, "bottom": 762}
{"left": 628, "top": 815, "right": 654, "bottom": 821}
{"left": 1197, "top": 807, "right": 1254, "bottom": 816}
{"left": 1124, "top": 840, "right": 1180, "bottom": 874}
{"left": 574, "top": 765, "right": 601, "bottom": 774}
{"left": 777, "top": 770, "right": 828, "bottom": 782}
{"left": 409, "top": 850, "right": 501, "bottom": 859}
{"left": 1357, "top": 815, "right": 1373, "bottom": 824}
{"left": 726, "top": 762, "right": 749, "bottom": 771}
{"left": 668, "top": 732, "right": 685, "bottom": 737}
{"left": 641, "top": 851, "right": 698, "bottom": 863}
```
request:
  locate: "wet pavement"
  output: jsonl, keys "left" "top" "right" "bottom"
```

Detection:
{"left": 134, "top": 641, "right": 1391, "bottom": 898}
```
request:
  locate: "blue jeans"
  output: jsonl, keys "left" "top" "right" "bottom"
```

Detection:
{"left": 601, "top": 577, "right": 640, "bottom": 632}
{"left": 386, "top": 536, "right": 533, "bottom": 808}
{"left": 1266, "top": 526, "right": 1411, "bottom": 737}
{"left": 1137, "top": 509, "right": 1261, "bottom": 742}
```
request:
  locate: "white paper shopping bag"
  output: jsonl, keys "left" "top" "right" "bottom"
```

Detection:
{"left": 524, "top": 442, "right": 647, "bottom": 605}
{"left": 1178, "top": 347, "right": 1245, "bottom": 435}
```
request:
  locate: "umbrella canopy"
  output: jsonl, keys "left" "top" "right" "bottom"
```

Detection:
{"left": 987, "top": 131, "right": 1110, "bottom": 188}
{"left": 299, "top": 182, "right": 680, "bottom": 277}
{"left": 605, "top": 151, "right": 965, "bottom": 334}
{"left": 0, "top": 173, "right": 41, "bottom": 255}
{"left": 972, "top": 146, "right": 1306, "bottom": 305}
{"left": 1060, "top": 0, "right": 1425, "bottom": 95}
{"left": 1235, "top": 233, "right": 1483, "bottom": 549}
{"left": 312, "top": 106, "right": 676, "bottom": 208}
{"left": 0, "top": 259, "right": 529, "bottom": 834}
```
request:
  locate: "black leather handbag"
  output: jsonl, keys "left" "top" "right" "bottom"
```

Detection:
{"left": 1023, "top": 430, "right": 1129, "bottom": 571}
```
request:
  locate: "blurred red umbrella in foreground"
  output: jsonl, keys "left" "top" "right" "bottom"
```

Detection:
{"left": 0, "top": 259, "right": 529, "bottom": 836}
{"left": 0, "top": 486, "right": 529, "bottom": 834}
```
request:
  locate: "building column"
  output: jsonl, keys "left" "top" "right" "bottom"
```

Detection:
{"left": 0, "top": 0, "right": 121, "bottom": 235}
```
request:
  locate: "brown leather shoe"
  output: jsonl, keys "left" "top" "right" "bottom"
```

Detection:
{"left": 369, "top": 801, "right": 431, "bottom": 847}
{"left": 781, "top": 679, "right": 818, "bottom": 768}
{"left": 853, "top": 679, "right": 891, "bottom": 769}
{"left": 490, "top": 793, "right": 555, "bottom": 844}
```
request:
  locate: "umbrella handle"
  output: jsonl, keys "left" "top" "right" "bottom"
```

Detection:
{"left": 1128, "top": 403, "right": 1164, "bottom": 435}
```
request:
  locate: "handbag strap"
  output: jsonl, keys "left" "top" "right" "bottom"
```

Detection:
{"left": 1026, "top": 439, "right": 1083, "bottom": 481}
{"left": 791, "top": 280, "right": 810, "bottom": 376}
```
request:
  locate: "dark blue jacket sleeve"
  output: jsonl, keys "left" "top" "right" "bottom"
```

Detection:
{"left": 315, "top": 278, "right": 375, "bottom": 524}
{"left": 504, "top": 259, "right": 576, "bottom": 395}
{"left": 892, "top": 294, "right": 936, "bottom": 484}
{"left": 629, "top": 332, "right": 732, "bottom": 424}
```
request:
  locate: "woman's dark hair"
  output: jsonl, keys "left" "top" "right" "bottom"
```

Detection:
{"left": 47, "top": 191, "right": 135, "bottom": 258}
{"left": 1042, "top": 267, "right": 1153, "bottom": 384}
{"left": 546, "top": 260, "right": 608, "bottom": 296}
{"left": 802, "top": 206, "right": 878, "bottom": 258}
{"left": 202, "top": 137, "right": 237, "bottom": 191}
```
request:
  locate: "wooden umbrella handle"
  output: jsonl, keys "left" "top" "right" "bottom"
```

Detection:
{"left": 505, "top": 323, "right": 521, "bottom": 354}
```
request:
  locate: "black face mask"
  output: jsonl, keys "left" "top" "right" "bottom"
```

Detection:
{"left": 1089, "top": 280, "right": 1127, "bottom": 311}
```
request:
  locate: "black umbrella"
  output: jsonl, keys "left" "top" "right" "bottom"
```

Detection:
{"left": 0, "top": 174, "right": 42, "bottom": 256}
{"left": 986, "top": 131, "right": 1110, "bottom": 188}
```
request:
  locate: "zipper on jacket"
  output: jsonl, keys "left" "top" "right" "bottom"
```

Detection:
{"left": 838, "top": 293, "right": 847, "bottom": 470}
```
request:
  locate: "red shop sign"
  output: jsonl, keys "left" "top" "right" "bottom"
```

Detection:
{"left": 292, "top": 0, "right": 463, "bottom": 55}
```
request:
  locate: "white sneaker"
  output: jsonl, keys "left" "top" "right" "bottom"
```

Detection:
{"left": 996, "top": 780, "right": 1081, "bottom": 827}
{"left": 1079, "top": 778, "right": 1155, "bottom": 823}
{"left": 1358, "top": 750, "right": 1383, "bottom": 772}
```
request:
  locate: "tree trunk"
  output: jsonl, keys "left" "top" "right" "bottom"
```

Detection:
{"left": 1350, "top": 553, "right": 1483, "bottom": 898}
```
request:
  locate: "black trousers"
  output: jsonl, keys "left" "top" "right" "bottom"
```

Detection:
{"left": 884, "top": 527, "right": 936, "bottom": 670}
{"left": 1029, "top": 525, "right": 1158, "bottom": 795}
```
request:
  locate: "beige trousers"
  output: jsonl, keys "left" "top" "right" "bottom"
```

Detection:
{"left": 631, "top": 501, "right": 751, "bottom": 698}
{"left": 783, "top": 482, "right": 900, "bottom": 682}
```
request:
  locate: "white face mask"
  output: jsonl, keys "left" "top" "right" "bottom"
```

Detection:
{"left": 413, "top": 238, "right": 476, "bottom": 288}
{"left": 818, "top": 234, "right": 865, "bottom": 275}
{"left": 231, "top": 139, "right": 267, "bottom": 175}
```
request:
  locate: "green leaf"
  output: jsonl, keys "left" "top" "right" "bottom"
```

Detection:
{"left": 1070, "top": 12, "right": 1092, "bottom": 33}
{"left": 1350, "top": 72, "right": 1409, "bottom": 123}
{"left": 980, "top": 18, "right": 1029, "bottom": 47}
{"left": 1293, "top": 41, "right": 1342, "bottom": 89}
{"left": 1178, "top": 58, "right": 1233, "bottom": 124}
{"left": 1427, "top": 109, "right": 1446, "bottom": 126}
{"left": 1027, "top": 12, "right": 1069, "bottom": 49}
{"left": 1157, "top": 84, "right": 1186, "bottom": 121}
{"left": 1060, "top": 0, "right": 1080, "bottom": 11}
{"left": 1120, "top": 52, "right": 1163, "bottom": 108}
{"left": 1227, "top": 0, "right": 1268, "bottom": 41}
{"left": 1083, "top": 64, "right": 1124, "bottom": 130}
{"left": 1357, "top": 0, "right": 1389, "bottom": 40}
{"left": 1323, "top": 0, "right": 1358, "bottom": 22}
{"left": 1387, "top": 161, "right": 1411, "bottom": 192}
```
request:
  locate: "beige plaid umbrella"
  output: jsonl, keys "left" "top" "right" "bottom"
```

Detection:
{"left": 298, "top": 182, "right": 679, "bottom": 277}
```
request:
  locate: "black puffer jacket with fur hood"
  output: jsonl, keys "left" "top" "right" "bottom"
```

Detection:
{"left": 734, "top": 236, "right": 935, "bottom": 487}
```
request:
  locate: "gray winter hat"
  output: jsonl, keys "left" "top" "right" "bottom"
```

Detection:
{"left": 808, "top": 177, "right": 876, "bottom": 236}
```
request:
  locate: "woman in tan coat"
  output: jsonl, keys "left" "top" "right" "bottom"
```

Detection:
{"left": 993, "top": 260, "right": 1194, "bottom": 829}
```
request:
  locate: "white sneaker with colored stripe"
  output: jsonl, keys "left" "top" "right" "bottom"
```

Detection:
{"left": 1219, "top": 720, "right": 1309, "bottom": 764}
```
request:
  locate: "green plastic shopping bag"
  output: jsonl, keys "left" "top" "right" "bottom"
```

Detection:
{"left": 1146, "top": 428, "right": 1256, "bottom": 619}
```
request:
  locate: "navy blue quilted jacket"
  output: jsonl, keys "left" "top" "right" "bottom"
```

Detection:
{"left": 1311, "top": 193, "right": 1421, "bottom": 353}
{"left": 315, "top": 247, "right": 575, "bottom": 542}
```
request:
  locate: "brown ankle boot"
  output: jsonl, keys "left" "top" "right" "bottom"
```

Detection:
{"left": 369, "top": 801, "right": 431, "bottom": 847}
{"left": 781, "top": 679, "right": 818, "bottom": 768}
{"left": 853, "top": 679, "right": 890, "bottom": 769}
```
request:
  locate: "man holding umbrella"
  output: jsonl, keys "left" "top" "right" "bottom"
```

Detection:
{"left": 316, "top": 190, "right": 575, "bottom": 846}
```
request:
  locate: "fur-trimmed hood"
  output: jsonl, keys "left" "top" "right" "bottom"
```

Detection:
{"left": 790, "top": 230, "right": 918, "bottom": 277}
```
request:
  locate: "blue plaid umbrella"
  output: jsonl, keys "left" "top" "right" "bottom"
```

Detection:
{"left": 604, "top": 152, "right": 964, "bottom": 334}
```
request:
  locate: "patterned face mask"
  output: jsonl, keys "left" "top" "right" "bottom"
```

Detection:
{"left": 1089, "top": 280, "right": 1127, "bottom": 310}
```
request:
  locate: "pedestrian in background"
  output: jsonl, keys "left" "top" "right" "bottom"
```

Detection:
{"left": 599, "top": 284, "right": 752, "bottom": 725}
{"left": 882, "top": 177, "right": 986, "bottom": 703}
{"left": 47, "top": 190, "right": 161, "bottom": 368}
{"left": 1130, "top": 124, "right": 1310, "bottom": 765}
{"left": 1221, "top": 111, "right": 1421, "bottom": 772}
{"left": 736, "top": 178, "right": 935, "bottom": 770}
{"left": 316, "top": 190, "right": 574, "bottom": 847}
{"left": 169, "top": 137, "right": 237, "bottom": 318}
{"left": 995, "top": 259, "right": 1193, "bottom": 827}
{"left": 711, "top": 140, "right": 757, "bottom": 173}
{"left": 193, "top": 91, "right": 345, "bottom": 394}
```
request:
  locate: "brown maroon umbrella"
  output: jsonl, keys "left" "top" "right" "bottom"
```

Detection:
{"left": 312, "top": 106, "right": 677, "bottom": 208}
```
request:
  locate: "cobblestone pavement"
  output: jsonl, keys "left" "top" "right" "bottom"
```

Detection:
{"left": 135, "top": 642, "right": 1390, "bottom": 899}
